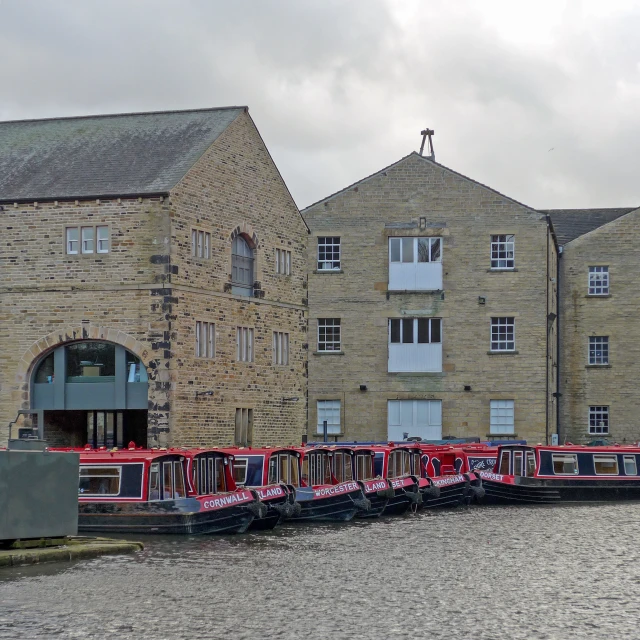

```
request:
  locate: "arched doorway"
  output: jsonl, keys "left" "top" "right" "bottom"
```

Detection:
{"left": 31, "top": 340, "right": 149, "bottom": 448}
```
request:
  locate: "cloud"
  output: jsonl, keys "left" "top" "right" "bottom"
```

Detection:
{"left": 0, "top": 0, "right": 639, "bottom": 209}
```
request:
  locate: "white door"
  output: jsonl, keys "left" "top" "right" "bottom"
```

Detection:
{"left": 387, "top": 400, "right": 442, "bottom": 441}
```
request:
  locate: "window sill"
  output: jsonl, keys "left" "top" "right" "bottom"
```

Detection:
{"left": 486, "top": 434, "right": 518, "bottom": 439}
{"left": 586, "top": 364, "right": 611, "bottom": 369}
{"left": 314, "top": 269, "right": 343, "bottom": 274}
{"left": 487, "top": 350, "right": 519, "bottom": 355}
{"left": 313, "top": 433, "right": 344, "bottom": 438}
{"left": 386, "top": 289, "right": 443, "bottom": 295}
{"left": 585, "top": 294, "right": 611, "bottom": 298}
{"left": 313, "top": 351, "right": 344, "bottom": 356}
{"left": 388, "top": 371, "right": 444, "bottom": 376}
{"left": 487, "top": 268, "right": 518, "bottom": 273}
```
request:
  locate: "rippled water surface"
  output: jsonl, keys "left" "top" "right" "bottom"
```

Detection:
{"left": 3, "top": 504, "right": 640, "bottom": 639}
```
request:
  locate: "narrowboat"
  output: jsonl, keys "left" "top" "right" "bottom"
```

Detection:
{"left": 478, "top": 444, "right": 640, "bottom": 504}
{"left": 73, "top": 447, "right": 264, "bottom": 534}
{"left": 212, "top": 447, "right": 300, "bottom": 530}
{"left": 230, "top": 446, "right": 369, "bottom": 522}
{"left": 325, "top": 446, "right": 395, "bottom": 517}
{"left": 414, "top": 444, "right": 485, "bottom": 506}
{"left": 371, "top": 445, "right": 423, "bottom": 515}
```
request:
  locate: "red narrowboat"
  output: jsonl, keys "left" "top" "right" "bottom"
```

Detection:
{"left": 231, "top": 446, "right": 370, "bottom": 522}
{"left": 371, "top": 445, "right": 423, "bottom": 515}
{"left": 206, "top": 447, "right": 299, "bottom": 530}
{"left": 413, "top": 444, "right": 485, "bottom": 506}
{"left": 478, "top": 443, "right": 640, "bottom": 504}
{"left": 72, "top": 447, "right": 264, "bottom": 534}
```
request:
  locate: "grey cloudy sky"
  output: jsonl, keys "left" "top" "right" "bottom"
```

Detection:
{"left": 1, "top": 0, "right": 639, "bottom": 210}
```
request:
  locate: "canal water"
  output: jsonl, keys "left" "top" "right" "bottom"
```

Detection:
{"left": 2, "top": 503, "right": 640, "bottom": 639}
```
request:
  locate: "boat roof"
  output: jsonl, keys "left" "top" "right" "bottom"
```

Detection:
{"left": 213, "top": 446, "right": 301, "bottom": 457}
{"left": 57, "top": 447, "right": 190, "bottom": 463}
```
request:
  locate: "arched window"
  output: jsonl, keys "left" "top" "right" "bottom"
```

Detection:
{"left": 231, "top": 235, "right": 254, "bottom": 296}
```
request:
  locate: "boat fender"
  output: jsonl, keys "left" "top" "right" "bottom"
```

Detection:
{"left": 246, "top": 500, "right": 268, "bottom": 519}
{"left": 465, "top": 475, "right": 485, "bottom": 501}
{"left": 405, "top": 490, "right": 423, "bottom": 506}
{"left": 289, "top": 501, "right": 302, "bottom": 518}
{"left": 352, "top": 497, "right": 372, "bottom": 512}
{"left": 421, "top": 482, "right": 441, "bottom": 500}
{"left": 376, "top": 487, "right": 396, "bottom": 500}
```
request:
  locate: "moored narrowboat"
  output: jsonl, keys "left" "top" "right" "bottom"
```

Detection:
{"left": 371, "top": 445, "right": 423, "bottom": 515}
{"left": 216, "top": 447, "right": 300, "bottom": 529}
{"left": 478, "top": 444, "right": 640, "bottom": 504}
{"left": 72, "top": 447, "right": 264, "bottom": 534}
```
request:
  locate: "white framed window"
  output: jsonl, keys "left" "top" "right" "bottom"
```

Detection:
{"left": 235, "top": 408, "right": 253, "bottom": 446}
{"left": 552, "top": 453, "right": 579, "bottom": 475}
{"left": 236, "top": 327, "right": 254, "bottom": 362}
{"left": 388, "top": 318, "right": 442, "bottom": 372}
{"left": 490, "top": 400, "right": 515, "bottom": 435}
{"left": 589, "top": 336, "right": 609, "bottom": 365}
{"left": 588, "top": 266, "right": 609, "bottom": 295}
{"left": 276, "top": 248, "right": 292, "bottom": 275}
{"left": 589, "top": 406, "right": 609, "bottom": 435}
{"left": 317, "top": 237, "right": 340, "bottom": 271}
{"left": 273, "top": 331, "right": 290, "bottom": 365}
{"left": 97, "top": 226, "right": 109, "bottom": 253}
{"left": 593, "top": 455, "right": 618, "bottom": 475}
{"left": 66, "top": 225, "right": 109, "bottom": 255}
{"left": 317, "top": 400, "right": 341, "bottom": 434}
{"left": 388, "top": 237, "right": 442, "bottom": 290}
{"left": 81, "top": 226, "right": 94, "bottom": 253}
{"left": 195, "top": 321, "right": 215, "bottom": 358}
{"left": 490, "top": 235, "right": 515, "bottom": 269}
{"left": 490, "top": 317, "right": 515, "bottom": 352}
{"left": 191, "top": 228, "right": 211, "bottom": 259}
{"left": 317, "top": 318, "right": 341, "bottom": 352}
{"left": 66, "top": 227, "right": 79, "bottom": 254}
{"left": 623, "top": 455, "right": 637, "bottom": 476}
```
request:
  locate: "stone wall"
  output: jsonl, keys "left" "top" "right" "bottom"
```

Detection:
{"left": 303, "top": 153, "right": 557, "bottom": 443}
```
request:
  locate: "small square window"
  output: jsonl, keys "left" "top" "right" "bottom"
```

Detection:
{"left": 317, "top": 400, "right": 341, "bottom": 434}
{"left": 317, "top": 237, "right": 341, "bottom": 270}
{"left": 588, "top": 266, "right": 609, "bottom": 295}
{"left": 66, "top": 225, "right": 109, "bottom": 255}
{"left": 588, "top": 336, "right": 609, "bottom": 365}
{"left": 589, "top": 406, "right": 609, "bottom": 435}
{"left": 490, "top": 400, "right": 515, "bottom": 435}
{"left": 318, "top": 319, "right": 341, "bottom": 352}
{"left": 490, "top": 317, "right": 515, "bottom": 352}
{"left": 490, "top": 235, "right": 515, "bottom": 269}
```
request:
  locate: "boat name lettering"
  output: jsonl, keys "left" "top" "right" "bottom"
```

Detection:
{"left": 313, "top": 481, "right": 359, "bottom": 499}
{"left": 202, "top": 491, "right": 253, "bottom": 510}
{"left": 364, "top": 480, "right": 388, "bottom": 493}
{"left": 433, "top": 474, "right": 465, "bottom": 487}
{"left": 479, "top": 471, "right": 504, "bottom": 482}
{"left": 256, "top": 486, "right": 285, "bottom": 500}
{"left": 390, "top": 477, "right": 412, "bottom": 489}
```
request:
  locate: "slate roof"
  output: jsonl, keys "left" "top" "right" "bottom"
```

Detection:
{"left": 0, "top": 106, "right": 246, "bottom": 202}
{"left": 542, "top": 208, "right": 638, "bottom": 245}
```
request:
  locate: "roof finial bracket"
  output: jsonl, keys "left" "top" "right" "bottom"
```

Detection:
{"left": 419, "top": 128, "right": 435, "bottom": 161}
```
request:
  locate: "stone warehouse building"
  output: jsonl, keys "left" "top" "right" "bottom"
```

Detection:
{"left": 0, "top": 107, "right": 308, "bottom": 448}
{"left": 303, "top": 152, "right": 559, "bottom": 444}
{"left": 549, "top": 207, "right": 640, "bottom": 445}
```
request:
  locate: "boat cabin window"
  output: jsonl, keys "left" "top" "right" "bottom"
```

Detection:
{"left": 355, "top": 453, "right": 374, "bottom": 480}
{"left": 552, "top": 453, "right": 579, "bottom": 475}
{"left": 526, "top": 451, "right": 536, "bottom": 476}
{"left": 623, "top": 455, "right": 637, "bottom": 476}
{"left": 305, "top": 452, "right": 332, "bottom": 485}
{"left": 163, "top": 461, "right": 174, "bottom": 499}
{"left": 174, "top": 461, "right": 185, "bottom": 498}
{"left": 288, "top": 455, "right": 300, "bottom": 486}
{"left": 279, "top": 454, "right": 290, "bottom": 484}
{"left": 333, "top": 452, "right": 354, "bottom": 483}
{"left": 233, "top": 458, "right": 248, "bottom": 485}
{"left": 412, "top": 452, "right": 422, "bottom": 477}
{"left": 498, "top": 450, "right": 511, "bottom": 475}
{"left": 593, "top": 455, "right": 619, "bottom": 475}
{"left": 268, "top": 457, "right": 278, "bottom": 484}
{"left": 79, "top": 466, "right": 121, "bottom": 496}
{"left": 149, "top": 463, "right": 160, "bottom": 500}
{"left": 193, "top": 456, "right": 226, "bottom": 495}
{"left": 513, "top": 451, "right": 523, "bottom": 476}
{"left": 387, "top": 450, "right": 411, "bottom": 478}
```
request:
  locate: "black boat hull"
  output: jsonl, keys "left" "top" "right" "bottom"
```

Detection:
{"left": 479, "top": 476, "right": 640, "bottom": 505}
{"left": 78, "top": 498, "right": 258, "bottom": 535}
{"left": 291, "top": 485, "right": 364, "bottom": 522}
